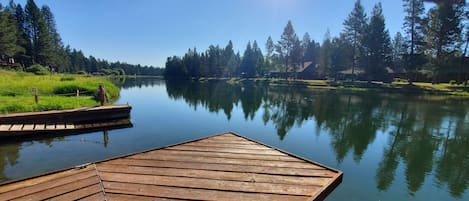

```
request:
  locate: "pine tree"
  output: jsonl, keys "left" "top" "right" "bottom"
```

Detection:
{"left": 207, "top": 45, "right": 222, "bottom": 77}
{"left": 25, "top": 0, "right": 54, "bottom": 66}
{"left": 252, "top": 40, "right": 264, "bottom": 76}
{"left": 0, "top": 4, "right": 18, "bottom": 59}
{"left": 41, "top": 5, "right": 66, "bottom": 70}
{"left": 330, "top": 34, "right": 353, "bottom": 79}
{"left": 318, "top": 30, "right": 333, "bottom": 77}
{"left": 240, "top": 41, "right": 256, "bottom": 77}
{"left": 265, "top": 36, "right": 274, "bottom": 73}
{"left": 291, "top": 36, "right": 302, "bottom": 78}
{"left": 266, "top": 36, "right": 274, "bottom": 57}
{"left": 301, "top": 32, "right": 311, "bottom": 65}
{"left": 463, "top": 11, "right": 469, "bottom": 85}
{"left": 223, "top": 41, "right": 236, "bottom": 77}
{"left": 302, "top": 32, "right": 320, "bottom": 71}
{"left": 363, "top": 3, "right": 392, "bottom": 82}
{"left": 425, "top": 1, "right": 465, "bottom": 82}
{"left": 13, "top": 3, "right": 31, "bottom": 66}
{"left": 391, "top": 32, "right": 406, "bottom": 72}
{"left": 276, "top": 20, "right": 297, "bottom": 78}
{"left": 342, "top": 0, "right": 367, "bottom": 80}
{"left": 402, "top": 0, "right": 425, "bottom": 83}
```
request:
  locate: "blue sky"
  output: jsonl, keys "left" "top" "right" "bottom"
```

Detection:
{"left": 3, "top": 0, "right": 422, "bottom": 67}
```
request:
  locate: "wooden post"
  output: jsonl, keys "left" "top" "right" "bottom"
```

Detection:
{"left": 32, "top": 88, "right": 38, "bottom": 104}
{"left": 98, "top": 84, "right": 105, "bottom": 106}
{"left": 76, "top": 89, "right": 80, "bottom": 97}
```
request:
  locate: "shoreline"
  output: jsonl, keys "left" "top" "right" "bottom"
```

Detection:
{"left": 0, "top": 70, "right": 120, "bottom": 114}
{"left": 187, "top": 77, "right": 469, "bottom": 97}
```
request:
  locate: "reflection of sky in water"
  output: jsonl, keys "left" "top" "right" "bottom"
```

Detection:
{"left": 0, "top": 78, "right": 468, "bottom": 201}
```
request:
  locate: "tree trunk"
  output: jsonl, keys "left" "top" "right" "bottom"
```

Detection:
{"left": 284, "top": 58, "right": 288, "bottom": 80}
{"left": 461, "top": 36, "right": 468, "bottom": 85}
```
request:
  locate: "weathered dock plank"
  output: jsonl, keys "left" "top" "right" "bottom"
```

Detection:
{"left": 0, "top": 124, "right": 11, "bottom": 131}
{"left": 46, "top": 124, "right": 56, "bottom": 130}
{"left": 10, "top": 124, "right": 23, "bottom": 131}
{"left": 104, "top": 193, "right": 178, "bottom": 201}
{"left": 127, "top": 153, "right": 318, "bottom": 169}
{"left": 65, "top": 123, "right": 75, "bottom": 129}
{"left": 0, "top": 104, "right": 131, "bottom": 124}
{"left": 34, "top": 124, "right": 45, "bottom": 130}
{"left": 55, "top": 124, "right": 66, "bottom": 130}
{"left": 0, "top": 132, "right": 342, "bottom": 201}
{"left": 104, "top": 158, "right": 334, "bottom": 177}
{"left": 79, "top": 192, "right": 106, "bottom": 201}
{"left": 0, "top": 105, "right": 132, "bottom": 138}
{"left": 22, "top": 124, "right": 34, "bottom": 131}
{"left": 0, "top": 119, "right": 131, "bottom": 138}
{"left": 167, "top": 145, "right": 286, "bottom": 155}
{"left": 103, "top": 181, "right": 310, "bottom": 201}
{"left": 139, "top": 149, "right": 303, "bottom": 162}
{"left": 96, "top": 164, "right": 329, "bottom": 186}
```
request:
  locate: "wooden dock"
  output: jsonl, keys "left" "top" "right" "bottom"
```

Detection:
{"left": 0, "top": 132, "right": 342, "bottom": 201}
{"left": 0, "top": 119, "right": 132, "bottom": 138}
{"left": 0, "top": 105, "right": 132, "bottom": 138}
{"left": 0, "top": 105, "right": 131, "bottom": 124}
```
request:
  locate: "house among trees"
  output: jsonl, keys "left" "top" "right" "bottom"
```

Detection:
{"left": 164, "top": 0, "right": 468, "bottom": 85}
{"left": 269, "top": 61, "right": 320, "bottom": 79}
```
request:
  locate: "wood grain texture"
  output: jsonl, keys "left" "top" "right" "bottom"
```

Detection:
{"left": 0, "top": 124, "right": 11, "bottom": 131}
{"left": 96, "top": 164, "right": 329, "bottom": 186}
{"left": 0, "top": 133, "right": 342, "bottom": 201}
{"left": 22, "top": 124, "right": 34, "bottom": 131}
{"left": 103, "top": 181, "right": 310, "bottom": 201}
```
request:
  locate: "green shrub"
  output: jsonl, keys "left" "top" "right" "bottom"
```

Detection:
{"left": 10, "top": 63, "right": 23, "bottom": 71}
{"left": 99, "top": 68, "right": 112, "bottom": 75}
{"left": 60, "top": 76, "right": 75, "bottom": 81}
{"left": 76, "top": 71, "right": 87, "bottom": 75}
{"left": 449, "top": 80, "right": 457, "bottom": 85}
{"left": 35, "top": 104, "right": 64, "bottom": 111}
{"left": 0, "top": 104, "right": 29, "bottom": 114}
{"left": 0, "top": 91, "right": 17, "bottom": 96}
{"left": 394, "top": 78, "right": 406, "bottom": 83}
{"left": 53, "top": 85, "right": 90, "bottom": 96}
{"left": 25, "top": 64, "right": 49, "bottom": 75}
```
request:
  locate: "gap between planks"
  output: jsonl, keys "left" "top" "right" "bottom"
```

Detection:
{"left": 96, "top": 163, "right": 330, "bottom": 186}
{"left": 103, "top": 158, "right": 334, "bottom": 177}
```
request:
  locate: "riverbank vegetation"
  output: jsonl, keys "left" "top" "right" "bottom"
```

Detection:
{"left": 204, "top": 77, "right": 468, "bottom": 96}
{"left": 0, "top": 69, "right": 119, "bottom": 114}
{"left": 0, "top": 0, "right": 163, "bottom": 76}
{"left": 164, "top": 0, "right": 469, "bottom": 86}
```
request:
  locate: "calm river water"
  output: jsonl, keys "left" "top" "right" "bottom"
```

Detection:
{"left": 0, "top": 78, "right": 468, "bottom": 201}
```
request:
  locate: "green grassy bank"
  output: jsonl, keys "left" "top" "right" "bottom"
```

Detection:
{"left": 0, "top": 70, "right": 119, "bottom": 114}
{"left": 221, "top": 77, "right": 469, "bottom": 96}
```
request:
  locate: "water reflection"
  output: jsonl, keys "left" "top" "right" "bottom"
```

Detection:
{"left": 0, "top": 78, "right": 467, "bottom": 199}
{"left": 164, "top": 79, "right": 469, "bottom": 197}
{"left": 0, "top": 129, "right": 113, "bottom": 182}
{"left": 113, "top": 77, "right": 165, "bottom": 89}
{"left": 0, "top": 144, "right": 20, "bottom": 181}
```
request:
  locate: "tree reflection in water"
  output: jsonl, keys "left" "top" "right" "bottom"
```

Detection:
{"left": 165, "top": 79, "right": 469, "bottom": 197}
{"left": 0, "top": 78, "right": 467, "bottom": 198}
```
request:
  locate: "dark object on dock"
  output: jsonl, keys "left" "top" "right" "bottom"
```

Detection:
{"left": 0, "top": 132, "right": 343, "bottom": 201}
{"left": 0, "top": 105, "right": 132, "bottom": 138}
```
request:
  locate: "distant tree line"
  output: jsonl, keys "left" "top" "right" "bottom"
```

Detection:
{"left": 165, "top": 0, "right": 469, "bottom": 84}
{"left": 0, "top": 0, "right": 162, "bottom": 76}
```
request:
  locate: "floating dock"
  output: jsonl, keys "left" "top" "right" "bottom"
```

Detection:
{"left": 0, "top": 105, "right": 132, "bottom": 138}
{"left": 0, "top": 132, "right": 342, "bottom": 201}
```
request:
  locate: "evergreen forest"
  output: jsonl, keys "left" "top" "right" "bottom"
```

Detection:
{"left": 164, "top": 0, "right": 469, "bottom": 84}
{"left": 0, "top": 0, "right": 162, "bottom": 76}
